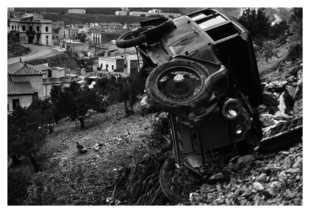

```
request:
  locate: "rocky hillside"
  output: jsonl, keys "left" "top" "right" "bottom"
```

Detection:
{"left": 187, "top": 37, "right": 303, "bottom": 205}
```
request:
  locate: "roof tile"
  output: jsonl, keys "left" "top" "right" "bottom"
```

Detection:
{"left": 7, "top": 75, "right": 36, "bottom": 95}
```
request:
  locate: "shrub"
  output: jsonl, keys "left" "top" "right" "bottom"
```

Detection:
{"left": 8, "top": 169, "right": 31, "bottom": 205}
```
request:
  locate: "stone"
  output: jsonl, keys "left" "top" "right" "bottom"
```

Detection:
{"left": 253, "top": 181, "right": 264, "bottom": 191}
{"left": 263, "top": 189, "right": 274, "bottom": 200}
{"left": 241, "top": 189, "right": 252, "bottom": 197}
{"left": 285, "top": 85, "right": 297, "bottom": 98}
{"left": 286, "top": 75, "right": 295, "bottom": 83}
{"left": 235, "top": 154, "right": 256, "bottom": 167}
{"left": 293, "top": 78, "right": 302, "bottom": 100}
{"left": 278, "top": 90, "right": 294, "bottom": 115}
{"left": 262, "top": 93, "right": 279, "bottom": 106}
{"left": 189, "top": 192, "right": 200, "bottom": 203}
{"left": 278, "top": 171, "right": 287, "bottom": 181}
{"left": 273, "top": 111, "right": 292, "bottom": 120}
{"left": 260, "top": 113, "right": 277, "bottom": 127}
{"left": 265, "top": 80, "right": 287, "bottom": 92}
{"left": 288, "top": 67, "right": 298, "bottom": 76}
{"left": 200, "top": 183, "right": 216, "bottom": 193}
{"left": 283, "top": 156, "right": 292, "bottom": 169}
{"left": 292, "top": 157, "right": 302, "bottom": 168}
{"left": 270, "top": 181, "right": 283, "bottom": 191}
{"left": 208, "top": 172, "right": 226, "bottom": 182}
{"left": 256, "top": 173, "right": 267, "bottom": 182}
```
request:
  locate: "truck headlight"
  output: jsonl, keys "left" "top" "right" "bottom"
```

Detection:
{"left": 222, "top": 98, "right": 241, "bottom": 120}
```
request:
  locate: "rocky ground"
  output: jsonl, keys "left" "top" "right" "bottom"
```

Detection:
{"left": 189, "top": 142, "right": 302, "bottom": 205}
{"left": 187, "top": 41, "right": 303, "bottom": 205}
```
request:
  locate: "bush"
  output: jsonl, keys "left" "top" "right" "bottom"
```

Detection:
{"left": 8, "top": 169, "right": 31, "bottom": 205}
{"left": 270, "top": 20, "right": 289, "bottom": 40}
{"left": 147, "top": 113, "right": 170, "bottom": 152}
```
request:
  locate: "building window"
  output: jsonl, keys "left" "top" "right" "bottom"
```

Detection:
{"left": 29, "top": 26, "right": 33, "bottom": 31}
{"left": 12, "top": 99, "right": 20, "bottom": 110}
{"left": 11, "top": 25, "right": 14, "bottom": 30}
{"left": 22, "top": 26, "right": 25, "bottom": 31}
{"left": 106, "top": 64, "right": 109, "bottom": 71}
{"left": 46, "top": 26, "right": 49, "bottom": 32}
{"left": 37, "top": 26, "right": 40, "bottom": 32}
{"left": 33, "top": 93, "right": 38, "bottom": 102}
{"left": 48, "top": 70, "right": 52, "bottom": 78}
{"left": 112, "top": 65, "right": 114, "bottom": 70}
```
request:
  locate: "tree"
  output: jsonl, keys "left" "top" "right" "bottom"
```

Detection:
{"left": 50, "top": 85, "right": 65, "bottom": 123}
{"left": 53, "top": 82, "right": 107, "bottom": 129}
{"left": 94, "top": 76, "right": 122, "bottom": 104}
{"left": 238, "top": 8, "right": 271, "bottom": 44}
{"left": 119, "top": 73, "right": 146, "bottom": 116}
{"left": 72, "top": 32, "right": 87, "bottom": 43}
{"left": 288, "top": 8, "right": 302, "bottom": 42}
{"left": 8, "top": 31, "right": 20, "bottom": 43}
{"left": 28, "top": 99, "right": 55, "bottom": 133}
{"left": 270, "top": 20, "right": 289, "bottom": 40}
{"left": 8, "top": 106, "right": 47, "bottom": 172}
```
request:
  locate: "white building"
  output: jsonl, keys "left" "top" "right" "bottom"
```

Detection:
{"left": 68, "top": 9, "right": 86, "bottom": 14}
{"left": 128, "top": 9, "right": 181, "bottom": 18}
{"left": 9, "top": 13, "right": 53, "bottom": 46}
{"left": 98, "top": 54, "right": 141, "bottom": 77}
{"left": 115, "top": 11, "right": 128, "bottom": 16}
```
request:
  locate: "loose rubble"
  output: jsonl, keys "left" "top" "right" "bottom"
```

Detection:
{"left": 189, "top": 142, "right": 302, "bottom": 205}
{"left": 188, "top": 60, "right": 302, "bottom": 206}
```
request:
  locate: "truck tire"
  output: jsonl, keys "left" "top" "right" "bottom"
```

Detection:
{"left": 159, "top": 158, "right": 188, "bottom": 204}
{"left": 146, "top": 59, "right": 212, "bottom": 112}
{"left": 116, "top": 27, "right": 150, "bottom": 48}
{"left": 143, "top": 19, "right": 176, "bottom": 45}
{"left": 116, "top": 20, "right": 176, "bottom": 48}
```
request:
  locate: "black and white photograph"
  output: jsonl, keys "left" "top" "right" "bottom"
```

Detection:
{"left": 5, "top": 1, "right": 305, "bottom": 207}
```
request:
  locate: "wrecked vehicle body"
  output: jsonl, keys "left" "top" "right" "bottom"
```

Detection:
{"left": 116, "top": 8, "right": 301, "bottom": 203}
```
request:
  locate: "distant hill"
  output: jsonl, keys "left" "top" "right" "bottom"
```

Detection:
{"left": 12, "top": 7, "right": 291, "bottom": 25}
{"left": 14, "top": 7, "right": 187, "bottom": 15}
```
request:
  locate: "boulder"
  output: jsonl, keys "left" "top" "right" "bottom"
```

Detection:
{"left": 286, "top": 75, "right": 295, "bottom": 83}
{"left": 262, "top": 93, "right": 279, "bottom": 106}
{"left": 235, "top": 154, "right": 256, "bottom": 167}
{"left": 278, "top": 89, "right": 294, "bottom": 115}
{"left": 253, "top": 181, "right": 264, "bottom": 191}
{"left": 273, "top": 111, "right": 292, "bottom": 121}
{"left": 260, "top": 113, "right": 277, "bottom": 127}
{"left": 265, "top": 80, "right": 287, "bottom": 93}
{"left": 285, "top": 85, "right": 296, "bottom": 99}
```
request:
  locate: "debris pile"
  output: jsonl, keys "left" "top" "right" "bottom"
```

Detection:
{"left": 187, "top": 61, "right": 303, "bottom": 206}
{"left": 259, "top": 60, "right": 302, "bottom": 136}
{"left": 189, "top": 142, "right": 302, "bottom": 205}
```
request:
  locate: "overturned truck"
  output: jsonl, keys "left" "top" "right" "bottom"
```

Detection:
{"left": 116, "top": 8, "right": 302, "bottom": 203}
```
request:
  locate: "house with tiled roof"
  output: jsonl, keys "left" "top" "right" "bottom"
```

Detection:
{"left": 7, "top": 62, "right": 43, "bottom": 112}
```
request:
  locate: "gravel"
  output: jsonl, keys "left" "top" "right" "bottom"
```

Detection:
{"left": 189, "top": 141, "right": 302, "bottom": 205}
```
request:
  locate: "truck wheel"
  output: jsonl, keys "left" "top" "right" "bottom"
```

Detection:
{"left": 159, "top": 158, "right": 188, "bottom": 204}
{"left": 116, "top": 26, "right": 151, "bottom": 48}
{"left": 146, "top": 59, "right": 212, "bottom": 112}
{"left": 143, "top": 19, "right": 176, "bottom": 45}
{"left": 116, "top": 20, "right": 176, "bottom": 48}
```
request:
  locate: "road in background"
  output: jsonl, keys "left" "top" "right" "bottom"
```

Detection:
{"left": 8, "top": 44, "right": 64, "bottom": 65}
